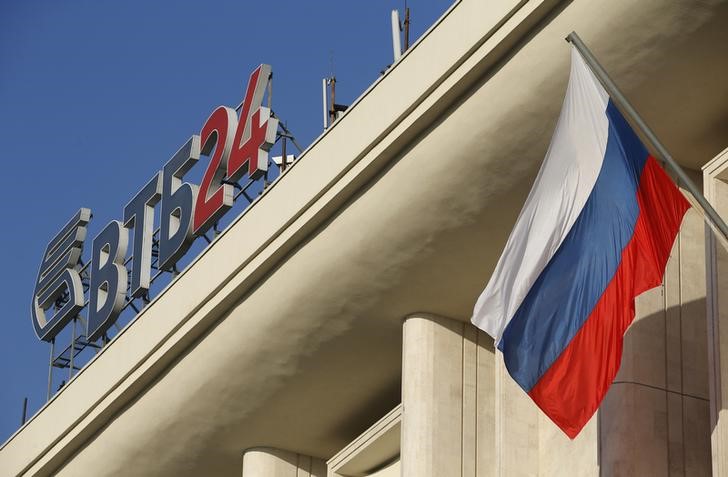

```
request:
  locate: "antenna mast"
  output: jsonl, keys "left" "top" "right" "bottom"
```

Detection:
{"left": 391, "top": 10, "right": 402, "bottom": 61}
{"left": 391, "top": 5, "right": 411, "bottom": 63}
{"left": 322, "top": 76, "right": 348, "bottom": 129}
{"left": 404, "top": 5, "right": 410, "bottom": 50}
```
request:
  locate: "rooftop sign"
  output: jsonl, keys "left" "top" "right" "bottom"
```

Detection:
{"left": 32, "top": 65, "right": 279, "bottom": 344}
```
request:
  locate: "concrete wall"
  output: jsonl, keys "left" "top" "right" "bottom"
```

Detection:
{"left": 494, "top": 356, "right": 599, "bottom": 477}
{"left": 486, "top": 178, "right": 708, "bottom": 476}
{"left": 704, "top": 148, "right": 728, "bottom": 476}
{"left": 600, "top": 190, "right": 711, "bottom": 476}
{"left": 491, "top": 178, "right": 711, "bottom": 477}
{"left": 399, "top": 177, "right": 712, "bottom": 477}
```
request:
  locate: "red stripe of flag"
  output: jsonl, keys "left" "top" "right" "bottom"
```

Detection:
{"left": 528, "top": 156, "right": 690, "bottom": 438}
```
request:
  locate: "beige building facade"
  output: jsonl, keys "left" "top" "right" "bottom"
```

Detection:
{"left": 2, "top": 0, "right": 728, "bottom": 475}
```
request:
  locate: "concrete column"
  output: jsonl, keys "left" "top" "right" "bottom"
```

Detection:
{"left": 242, "top": 447, "right": 326, "bottom": 477}
{"left": 705, "top": 151, "right": 728, "bottom": 477}
{"left": 494, "top": 351, "right": 599, "bottom": 477}
{"left": 401, "top": 313, "right": 495, "bottom": 477}
{"left": 400, "top": 314, "right": 601, "bottom": 477}
{"left": 494, "top": 352, "right": 539, "bottom": 477}
{"left": 710, "top": 188, "right": 728, "bottom": 477}
{"left": 600, "top": 173, "right": 710, "bottom": 476}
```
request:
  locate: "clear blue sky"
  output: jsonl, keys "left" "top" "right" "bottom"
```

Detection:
{"left": 0, "top": 0, "right": 451, "bottom": 444}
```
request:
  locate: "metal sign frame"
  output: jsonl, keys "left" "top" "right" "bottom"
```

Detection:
{"left": 34, "top": 66, "right": 303, "bottom": 399}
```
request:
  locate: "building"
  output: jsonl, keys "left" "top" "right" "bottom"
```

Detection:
{"left": 2, "top": 0, "right": 728, "bottom": 475}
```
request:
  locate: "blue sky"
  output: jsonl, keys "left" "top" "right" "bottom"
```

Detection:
{"left": 0, "top": 0, "right": 451, "bottom": 444}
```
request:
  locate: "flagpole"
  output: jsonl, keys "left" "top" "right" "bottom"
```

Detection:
{"left": 566, "top": 31, "right": 728, "bottom": 247}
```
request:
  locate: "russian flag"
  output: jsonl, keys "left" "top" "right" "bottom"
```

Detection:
{"left": 471, "top": 46, "right": 690, "bottom": 438}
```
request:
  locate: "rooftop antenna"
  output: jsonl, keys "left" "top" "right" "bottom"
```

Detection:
{"left": 391, "top": 3, "right": 411, "bottom": 63}
{"left": 404, "top": 2, "right": 411, "bottom": 50}
{"left": 21, "top": 397, "right": 28, "bottom": 425}
{"left": 322, "top": 77, "right": 330, "bottom": 129}
{"left": 322, "top": 64, "right": 349, "bottom": 130}
{"left": 391, "top": 9, "right": 402, "bottom": 61}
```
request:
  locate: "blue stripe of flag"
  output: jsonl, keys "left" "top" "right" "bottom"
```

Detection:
{"left": 498, "top": 101, "right": 650, "bottom": 391}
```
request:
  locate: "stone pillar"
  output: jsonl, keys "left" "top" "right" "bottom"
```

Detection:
{"left": 599, "top": 172, "right": 710, "bottom": 476}
{"left": 241, "top": 447, "right": 326, "bottom": 477}
{"left": 705, "top": 150, "right": 728, "bottom": 477}
{"left": 494, "top": 351, "right": 599, "bottom": 477}
{"left": 400, "top": 314, "right": 601, "bottom": 477}
{"left": 401, "top": 313, "right": 495, "bottom": 477}
{"left": 494, "top": 352, "right": 539, "bottom": 477}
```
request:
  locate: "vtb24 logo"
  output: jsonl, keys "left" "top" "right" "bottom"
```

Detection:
{"left": 32, "top": 65, "right": 278, "bottom": 343}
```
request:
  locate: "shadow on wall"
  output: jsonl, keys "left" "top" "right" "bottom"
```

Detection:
{"left": 599, "top": 298, "right": 711, "bottom": 476}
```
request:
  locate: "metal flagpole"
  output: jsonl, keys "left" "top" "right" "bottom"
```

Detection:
{"left": 566, "top": 32, "right": 728, "bottom": 248}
